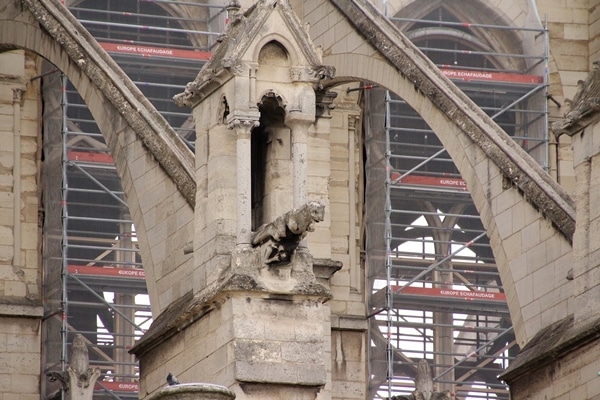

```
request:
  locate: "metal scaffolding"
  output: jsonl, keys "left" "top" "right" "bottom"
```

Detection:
{"left": 41, "top": 1, "right": 224, "bottom": 399}
{"left": 367, "top": 5, "right": 548, "bottom": 400}
{"left": 38, "top": 2, "right": 550, "bottom": 400}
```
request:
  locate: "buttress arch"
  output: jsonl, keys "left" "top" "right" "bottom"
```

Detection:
{"left": 0, "top": 1, "right": 196, "bottom": 316}
{"left": 317, "top": 0, "right": 575, "bottom": 344}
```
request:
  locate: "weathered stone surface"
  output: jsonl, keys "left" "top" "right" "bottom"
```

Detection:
{"left": 146, "top": 384, "right": 235, "bottom": 400}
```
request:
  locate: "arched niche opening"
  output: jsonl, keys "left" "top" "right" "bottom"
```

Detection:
{"left": 256, "top": 40, "right": 291, "bottom": 83}
{"left": 251, "top": 91, "right": 289, "bottom": 230}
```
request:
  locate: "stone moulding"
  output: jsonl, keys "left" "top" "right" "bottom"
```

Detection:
{"left": 145, "top": 383, "right": 235, "bottom": 400}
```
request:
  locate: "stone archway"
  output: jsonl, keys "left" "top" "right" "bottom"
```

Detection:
{"left": 0, "top": 0, "right": 196, "bottom": 315}
{"left": 311, "top": 0, "right": 575, "bottom": 345}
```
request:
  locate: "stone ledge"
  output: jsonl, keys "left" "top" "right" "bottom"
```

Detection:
{"left": 0, "top": 301, "right": 43, "bottom": 318}
{"left": 313, "top": 258, "right": 343, "bottom": 288}
{"left": 499, "top": 314, "right": 600, "bottom": 383}
{"left": 146, "top": 383, "right": 235, "bottom": 400}
{"left": 331, "top": 314, "right": 367, "bottom": 331}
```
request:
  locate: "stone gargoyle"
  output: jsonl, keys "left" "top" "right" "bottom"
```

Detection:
{"left": 251, "top": 201, "right": 325, "bottom": 264}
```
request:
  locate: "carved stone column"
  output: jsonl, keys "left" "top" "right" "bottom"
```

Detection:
{"left": 285, "top": 111, "right": 314, "bottom": 209}
{"left": 227, "top": 111, "right": 259, "bottom": 247}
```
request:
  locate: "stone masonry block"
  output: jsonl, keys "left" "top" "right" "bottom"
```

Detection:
{"left": 521, "top": 219, "right": 541, "bottom": 252}
{"left": 508, "top": 251, "right": 528, "bottom": 284}
{"left": 495, "top": 207, "right": 515, "bottom": 240}
{"left": 521, "top": 299, "right": 541, "bottom": 329}
{"left": 0, "top": 51, "right": 25, "bottom": 77}
{"left": 234, "top": 339, "right": 281, "bottom": 364}
{"left": 331, "top": 380, "right": 365, "bottom": 399}
{"left": 564, "top": 23, "right": 589, "bottom": 40}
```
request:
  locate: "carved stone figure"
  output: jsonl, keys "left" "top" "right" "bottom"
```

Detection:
{"left": 389, "top": 359, "right": 451, "bottom": 400}
{"left": 415, "top": 359, "right": 434, "bottom": 400}
{"left": 66, "top": 334, "right": 102, "bottom": 399}
{"left": 251, "top": 201, "right": 325, "bottom": 264}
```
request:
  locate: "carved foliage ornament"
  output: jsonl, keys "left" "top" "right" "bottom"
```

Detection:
{"left": 290, "top": 65, "right": 336, "bottom": 83}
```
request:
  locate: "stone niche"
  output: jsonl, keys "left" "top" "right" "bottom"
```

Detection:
{"left": 132, "top": 1, "right": 340, "bottom": 399}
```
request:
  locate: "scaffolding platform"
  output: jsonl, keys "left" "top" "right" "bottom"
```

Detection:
{"left": 367, "top": 6, "right": 547, "bottom": 399}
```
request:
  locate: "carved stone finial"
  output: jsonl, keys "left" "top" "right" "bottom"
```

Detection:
{"left": 65, "top": 334, "right": 102, "bottom": 400}
{"left": 226, "top": 0, "right": 241, "bottom": 13}
{"left": 251, "top": 201, "right": 325, "bottom": 265}
{"left": 389, "top": 359, "right": 452, "bottom": 400}
{"left": 415, "top": 359, "right": 434, "bottom": 400}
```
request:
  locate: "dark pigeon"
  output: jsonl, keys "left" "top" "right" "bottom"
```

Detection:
{"left": 166, "top": 372, "right": 180, "bottom": 386}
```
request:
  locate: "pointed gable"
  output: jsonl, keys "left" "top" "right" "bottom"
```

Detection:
{"left": 173, "top": 0, "right": 334, "bottom": 108}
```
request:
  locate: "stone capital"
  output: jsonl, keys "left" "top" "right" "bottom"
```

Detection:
{"left": 315, "top": 90, "right": 338, "bottom": 119}
{"left": 226, "top": 109, "right": 260, "bottom": 133}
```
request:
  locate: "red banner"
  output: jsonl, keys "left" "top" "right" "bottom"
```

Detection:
{"left": 393, "top": 286, "right": 506, "bottom": 302}
{"left": 95, "top": 381, "right": 139, "bottom": 392}
{"left": 68, "top": 265, "right": 146, "bottom": 279}
{"left": 68, "top": 150, "right": 114, "bottom": 164}
{"left": 100, "top": 42, "right": 211, "bottom": 61}
{"left": 440, "top": 68, "right": 543, "bottom": 84}
{"left": 391, "top": 173, "right": 468, "bottom": 190}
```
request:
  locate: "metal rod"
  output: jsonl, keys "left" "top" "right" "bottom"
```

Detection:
{"left": 388, "top": 209, "right": 481, "bottom": 219}
{"left": 490, "top": 84, "right": 545, "bottom": 120}
{"left": 416, "top": 45, "right": 545, "bottom": 60}
{"left": 60, "top": 74, "right": 69, "bottom": 380}
{"left": 392, "top": 231, "right": 489, "bottom": 292}
{"left": 68, "top": 273, "right": 146, "bottom": 332}
{"left": 65, "top": 244, "right": 139, "bottom": 253}
{"left": 390, "top": 148, "right": 447, "bottom": 184}
{"left": 390, "top": 16, "right": 547, "bottom": 33}
{"left": 77, "top": 19, "right": 221, "bottom": 36}
{"left": 142, "top": 0, "right": 226, "bottom": 8}
{"left": 434, "top": 327, "right": 514, "bottom": 381}
{"left": 68, "top": 161, "right": 129, "bottom": 207}
{"left": 384, "top": 89, "right": 394, "bottom": 400}
{"left": 70, "top": 7, "right": 212, "bottom": 25}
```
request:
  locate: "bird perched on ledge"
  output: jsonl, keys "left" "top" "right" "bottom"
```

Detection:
{"left": 166, "top": 372, "right": 180, "bottom": 386}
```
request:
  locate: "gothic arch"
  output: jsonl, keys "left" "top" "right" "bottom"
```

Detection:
{"left": 324, "top": 51, "right": 572, "bottom": 343}
{"left": 0, "top": 3, "right": 196, "bottom": 315}
{"left": 319, "top": 0, "right": 574, "bottom": 343}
